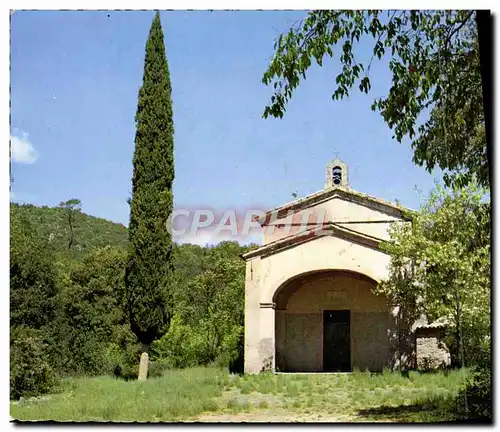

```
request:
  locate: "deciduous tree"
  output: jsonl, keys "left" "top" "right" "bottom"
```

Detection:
{"left": 263, "top": 10, "right": 488, "bottom": 189}
{"left": 10, "top": 206, "right": 59, "bottom": 329}
{"left": 376, "top": 181, "right": 490, "bottom": 368}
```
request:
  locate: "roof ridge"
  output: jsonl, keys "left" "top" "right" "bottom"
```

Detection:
{"left": 258, "top": 186, "right": 412, "bottom": 226}
{"left": 241, "top": 222, "right": 386, "bottom": 260}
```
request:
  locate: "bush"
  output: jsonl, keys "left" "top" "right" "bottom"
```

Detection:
{"left": 226, "top": 328, "right": 244, "bottom": 374}
{"left": 151, "top": 316, "right": 244, "bottom": 371}
{"left": 147, "top": 360, "right": 171, "bottom": 378}
{"left": 150, "top": 314, "right": 208, "bottom": 369}
{"left": 218, "top": 326, "right": 242, "bottom": 366}
{"left": 104, "top": 330, "right": 142, "bottom": 381}
{"left": 455, "top": 367, "right": 492, "bottom": 421}
{"left": 10, "top": 328, "right": 58, "bottom": 400}
{"left": 52, "top": 246, "right": 134, "bottom": 378}
{"left": 113, "top": 344, "right": 141, "bottom": 381}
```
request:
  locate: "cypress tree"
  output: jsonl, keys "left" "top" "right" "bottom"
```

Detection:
{"left": 125, "top": 11, "right": 174, "bottom": 380}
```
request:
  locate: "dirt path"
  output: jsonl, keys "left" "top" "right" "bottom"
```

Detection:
{"left": 195, "top": 409, "right": 359, "bottom": 423}
{"left": 191, "top": 389, "right": 380, "bottom": 423}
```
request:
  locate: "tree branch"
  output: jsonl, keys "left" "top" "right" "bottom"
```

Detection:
{"left": 366, "top": 10, "right": 398, "bottom": 77}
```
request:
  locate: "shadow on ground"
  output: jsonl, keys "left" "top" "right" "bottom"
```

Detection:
{"left": 356, "top": 397, "right": 490, "bottom": 424}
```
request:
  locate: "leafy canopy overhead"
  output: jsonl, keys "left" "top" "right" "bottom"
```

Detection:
{"left": 263, "top": 10, "right": 487, "bottom": 189}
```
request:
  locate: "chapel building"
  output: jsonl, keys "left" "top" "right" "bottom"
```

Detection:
{"left": 242, "top": 158, "right": 450, "bottom": 374}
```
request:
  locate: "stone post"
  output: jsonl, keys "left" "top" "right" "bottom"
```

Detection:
{"left": 138, "top": 344, "right": 149, "bottom": 381}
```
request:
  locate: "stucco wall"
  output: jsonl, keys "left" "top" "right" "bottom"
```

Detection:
{"left": 260, "top": 234, "right": 392, "bottom": 304}
{"left": 263, "top": 195, "right": 403, "bottom": 244}
{"left": 244, "top": 258, "right": 262, "bottom": 373}
{"left": 283, "top": 272, "right": 387, "bottom": 313}
{"left": 244, "top": 233, "right": 398, "bottom": 374}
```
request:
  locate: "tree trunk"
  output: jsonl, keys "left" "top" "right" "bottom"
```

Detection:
{"left": 475, "top": 10, "right": 492, "bottom": 188}
{"left": 138, "top": 343, "right": 149, "bottom": 381}
{"left": 68, "top": 211, "right": 75, "bottom": 251}
{"left": 455, "top": 286, "right": 465, "bottom": 368}
{"left": 455, "top": 278, "right": 468, "bottom": 414}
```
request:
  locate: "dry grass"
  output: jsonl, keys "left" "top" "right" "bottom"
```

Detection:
{"left": 11, "top": 366, "right": 470, "bottom": 422}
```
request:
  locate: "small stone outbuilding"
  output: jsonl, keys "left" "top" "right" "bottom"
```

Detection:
{"left": 415, "top": 320, "right": 451, "bottom": 370}
{"left": 242, "top": 158, "right": 450, "bottom": 374}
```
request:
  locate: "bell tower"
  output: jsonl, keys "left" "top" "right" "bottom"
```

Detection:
{"left": 325, "top": 157, "right": 349, "bottom": 189}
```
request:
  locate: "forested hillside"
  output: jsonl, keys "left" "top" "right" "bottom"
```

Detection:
{"left": 11, "top": 202, "right": 129, "bottom": 259}
{"left": 10, "top": 201, "right": 258, "bottom": 399}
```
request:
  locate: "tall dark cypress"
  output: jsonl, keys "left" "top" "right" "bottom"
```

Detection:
{"left": 125, "top": 11, "right": 174, "bottom": 378}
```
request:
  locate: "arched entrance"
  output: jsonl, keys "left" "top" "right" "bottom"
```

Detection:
{"left": 274, "top": 270, "right": 391, "bottom": 372}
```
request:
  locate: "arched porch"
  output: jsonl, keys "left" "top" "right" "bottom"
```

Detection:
{"left": 273, "top": 269, "right": 392, "bottom": 372}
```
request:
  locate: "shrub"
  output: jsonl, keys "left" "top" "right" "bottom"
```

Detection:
{"left": 219, "top": 326, "right": 243, "bottom": 370}
{"left": 52, "top": 246, "right": 134, "bottom": 378}
{"left": 150, "top": 314, "right": 208, "bottom": 369}
{"left": 227, "top": 330, "right": 244, "bottom": 375}
{"left": 10, "top": 327, "right": 58, "bottom": 400}
{"left": 104, "top": 337, "right": 141, "bottom": 381}
{"left": 455, "top": 367, "right": 492, "bottom": 421}
{"left": 147, "top": 360, "right": 171, "bottom": 378}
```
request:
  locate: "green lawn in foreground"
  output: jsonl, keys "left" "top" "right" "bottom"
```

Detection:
{"left": 10, "top": 366, "right": 470, "bottom": 422}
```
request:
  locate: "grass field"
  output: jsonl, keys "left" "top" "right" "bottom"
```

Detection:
{"left": 11, "top": 366, "right": 470, "bottom": 423}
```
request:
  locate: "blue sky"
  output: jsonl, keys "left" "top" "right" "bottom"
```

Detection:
{"left": 11, "top": 10, "right": 443, "bottom": 244}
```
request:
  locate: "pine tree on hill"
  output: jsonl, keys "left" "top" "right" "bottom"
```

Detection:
{"left": 125, "top": 11, "right": 175, "bottom": 381}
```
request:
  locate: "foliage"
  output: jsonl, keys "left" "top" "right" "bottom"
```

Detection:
{"left": 125, "top": 11, "right": 175, "bottom": 348}
{"left": 376, "top": 181, "right": 490, "bottom": 367}
{"left": 184, "top": 256, "right": 245, "bottom": 357}
{"left": 104, "top": 336, "right": 142, "bottom": 381}
{"left": 262, "top": 10, "right": 487, "bottom": 188}
{"left": 51, "top": 246, "right": 139, "bottom": 377}
{"left": 10, "top": 205, "right": 59, "bottom": 329}
{"left": 10, "top": 202, "right": 128, "bottom": 260}
{"left": 172, "top": 243, "right": 210, "bottom": 300}
{"left": 10, "top": 201, "right": 251, "bottom": 387}
{"left": 11, "top": 201, "right": 252, "bottom": 394}
{"left": 152, "top": 241, "right": 249, "bottom": 368}
{"left": 10, "top": 327, "right": 58, "bottom": 400}
{"left": 455, "top": 367, "right": 492, "bottom": 421}
{"left": 150, "top": 314, "right": 208, "bottom": 369}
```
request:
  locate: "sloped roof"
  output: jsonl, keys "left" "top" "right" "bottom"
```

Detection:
{"left": 256, "top": 185, "right": 413, "bottom": 226}
{"left": 415, "top": 317, "right": 450, "bottom": 330}
{"left": 241, "top": 222, "right": 386, "bottom": 261}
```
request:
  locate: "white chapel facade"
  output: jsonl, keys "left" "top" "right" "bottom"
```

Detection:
{"left": 242, "top": 158, "right": 448, "bottom": 374}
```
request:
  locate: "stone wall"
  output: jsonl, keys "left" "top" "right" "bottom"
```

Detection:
{"left": 280, "top": 313, "right": 322, "bottom": 372}
{"left": 416, "top": 327, "right": 451, "bottom": 370}
{"left": 351, "top": 311, "right": 389, "bottom": 371}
